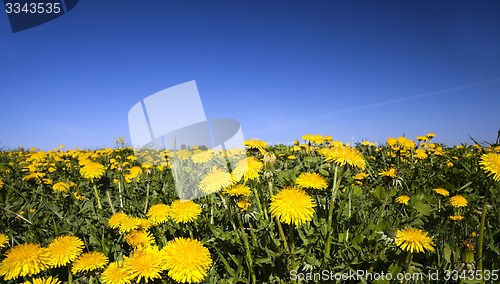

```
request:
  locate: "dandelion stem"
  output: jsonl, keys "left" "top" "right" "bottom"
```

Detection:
{"left": 1, "top": 207, "right": 32, "bottom": 224}
{"left": 106, "top": 190, "right": 116, "bottom": 215}
{"left": 289, "top": 225, "right": 297, "bottom": 284}
{"left": 267, "top": 179, "right": 275, "bottom": 196}
{"left": 235, "top": 198, "right": 257, "bottom": 284}
{"left": 218, "top": 193, "right": 238, "bottom": 231}
{"left": 477, "top": 185, "right": 490, "bottom": 272}
{"left": 403, "top": 252, "right": 413, "bottom": 284}
{"left": 370, "top": 186, "right": 390, "bottom": 240}
{"left": 187, "top": 222, "right": 194, "bottom": 239}
{"left": 68, "top": 265, "right": 72, "bottom": 284}
{"left": 210, "top": 194, "right": 214, "bottom": 225}
{"left": 346, "top": 189, "right": 351, "bottom": 241}
{"left": 118, "top": 178, "right": 124, "bottom": 209}
{"left": 248, "top": 219, "right": 258, "bottom": 248}
{"left": 276, "top": 218, "right": 290, "bottom": 252}
{"left": 143, "top": 183, "right": 150, "bottom": 214}
{"left": 324, "top": 165, "right": 341, "bottom": 258}
{"left": 92, "top": 183, "right": 102, "bottom": 210}
{"left": 251, "top": 183, "right": 267, "bottom": 221}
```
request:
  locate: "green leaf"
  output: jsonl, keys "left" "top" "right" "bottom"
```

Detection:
{"left": 373, "top": 186, "right": 385, "bottom": 201}
{"left": 353, "top": 186, "right": 363, "bottom": 197}
{"left": 213, "top": 246, "right": 237, "bottom": 277}
{"left": 443, "top": 242, "right": 452, "bottom": 263}
{"left": 338, "top": 232, "right": 345, "bottom": 242}
{"left": 352, "top": 234, "right": 365, "bottom": 247}
{"left": 411, "top": 218, "right": 424, "bottom": 227}
{"left": 318, "top": 164, "right": 330, "bottom": 176}
{"left": 388, "top": 263, "right": 402, "bottom": 275}
{"left": 297, "top": 227, "right": 310, "bottom": 245}
{"left": 413, "top": 201, "right": 432, "bottom": 217}
{"left": 255, "top": 257, "right": 272, "bottom": 265}
{"left": 459, "top": 181, "right": 473, "bottom": 190}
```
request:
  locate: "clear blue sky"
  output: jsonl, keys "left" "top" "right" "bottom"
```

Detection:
{"left": 1, "top": 1, "right": 499, "bottom": 150}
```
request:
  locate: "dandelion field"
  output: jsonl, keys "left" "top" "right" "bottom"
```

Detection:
{"left": 0, "top": 133, "right": 499, "bottom": 284}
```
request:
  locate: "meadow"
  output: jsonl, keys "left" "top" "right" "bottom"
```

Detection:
{"left": 0, "top": 133, "right": 499, "bottom": 284}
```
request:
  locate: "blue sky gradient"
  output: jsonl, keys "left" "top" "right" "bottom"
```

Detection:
{"left": 1, "top": 1, "right": 499, "bottom": 150}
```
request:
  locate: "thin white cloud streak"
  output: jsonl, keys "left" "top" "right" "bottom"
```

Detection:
{"left": 248, "top": 77, "right": 500, "bottom": 135}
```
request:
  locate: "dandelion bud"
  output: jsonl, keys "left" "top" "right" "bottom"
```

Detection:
{"left": 461, "top": 240, "right": 475, "bottom": 264}
{"left": 263, "top": 152, "right": 276, "bottom": 169}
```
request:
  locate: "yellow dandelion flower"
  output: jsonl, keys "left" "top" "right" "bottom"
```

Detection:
{"left": 426, "top": 132, "right": 436, "bottom": 138}
{"left": 72, "top": 191, "right": 86, "bottom": 201}
{"left": 416, "top": 135, "right": 429, "bottom": 141}
{"left": 108, "top": 212, "right": 129, "bottom": 229}
{"left": 22, "top": 172, "right": 45, "bottom": 182}
{"left": 479, "top": 152, "right": 500, "bottom": 181}
{"left": 101, "top": 261, "right": 132, "bottom": 284}
{"left": 162, "top": 238, "right": 212, "bottom": 283}
{"left": 432, "top": 188, "right": 449, "bottom": 196}
{"left": 414, "top": 148, "right": 427, "bottom": 159}
{"left": 395, "top": 228, "right": 435, "bottom": 253}
{"left": 236, "top": 198, "right": 252, "bottom": 211}
{"left": 80, "top": 162, "right": 106, "bottom": 180}
{"left": 288, "top": 155, "right": 296, "bottom": 160}
{"left": 71, "top": 251, "right": 109, "bottom": 274}
{"left": 170, "top": 200, "right": 202, "bottom": 223}
{"left": 0, "top": 243, "right": 51, "bottom": 280}
{"left": 224, "top": 184, "right": 251, "bottom": 197}
{"left": 138, "top": 218, "right": 153, "bottom": 230}
{"left": 125, "top": 166, "right": 142, "bottom": 183}
{"left": 449, "top": 195, "right": 468, "bottom": 208}
{"left": 125, "top": 231, "right": 155, "bottom": 248}
{"left": 398, "top": 136, "right": 416, "bottom": 149}
{"left": 244, "top": 139, "right": 268, "bottom": 150}
{"left": 295, "top": 172, "right": 328, "bottom": 190}
{"left": 146, "top": 204, "right": 171, "bottom": 225}
{"left": 0, "top": 178, "right": 4, "bottom": 189}
{"left": 174, "top": 149, "right": 191, "bottom": 161}
{"left": 471, "top": 231, "right": 478, "bottom": 238}
{"left": 362, "top": 140, "right": 377, "bottom": 147}
{"left": 119, "top": 216, "right": 142, "bottom": 233}
{"left": 354, "top": 172, "right": 369, "bottom": 180}
{"left": 269, "top": 187, "right": 316, "bottom": 226}
{"left": 22, "top": 276, "right": 61, "bottom": 284}
{"left": 0, "top": 234, "right": 8, "bottom": 248}
{"left": 449, "top": 215, "right": 464, "bottom": 221}
{"left": 301, "top": 134, "right": 315, "bottom": 142}
{"left": 52, "top": 182, "right": 70, "bottom": 193}
{"left": 199, "top": 167, "right": 234, "bottom": 194}
{"left": 310, "top": 134, "right": 325, "bottom": 144}
{"left": 232, "top": 157, "right": 263, "bottom": 182}
{"left": 191, "top": 150, "right": 214, "bottom": 164}
{"left": 320, "top": 146, "right": 366, "bottom": 169}
{"left": 395, "top": 195, "right": 410, "bottom": 205}
{"left": 379, "top": 168, "right": 397, "bottom": 178}
{"left": 123, "top": 246, "right": 164, "bottom": 283}
{"left": 387, "top": 137, "right": 415, "bottom": 151}
{"left": 47, "top": 235, "right": 84, "bottom": 267}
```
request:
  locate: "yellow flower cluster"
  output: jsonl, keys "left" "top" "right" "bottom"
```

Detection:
{"left": 0, "top": 235, "right": 90, "bottom": 281}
